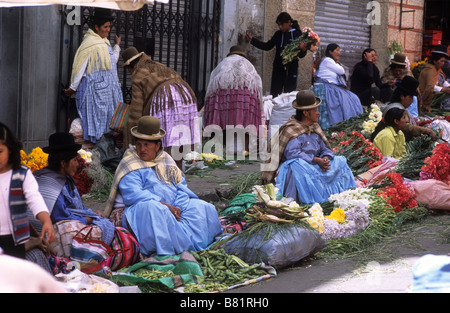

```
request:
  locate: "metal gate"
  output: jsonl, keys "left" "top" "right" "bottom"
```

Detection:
{"left": 314, "top": 0, "right": 371, "bottom": 72}
{"left": 58, "top": 1, "right": 220, "bottom": 130}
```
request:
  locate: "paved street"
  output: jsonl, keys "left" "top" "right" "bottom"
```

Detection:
{"left": 85, "top": 160, "right": 450, "bottom": 293}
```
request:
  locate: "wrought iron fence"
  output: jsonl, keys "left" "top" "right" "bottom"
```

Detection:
{"left": 58, "top": 0, "right": 220, "bottom": 130}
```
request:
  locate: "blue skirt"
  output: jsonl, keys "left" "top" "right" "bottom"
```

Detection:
{"left": 313, "top": 81, "right": 363, "bottom": 129}
{"left": 275, "top": 156, "right": 356, "bottom": 204}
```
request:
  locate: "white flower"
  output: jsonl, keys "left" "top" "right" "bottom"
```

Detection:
{"left": 78, "top": 149, "right": 92, "bottom": 163}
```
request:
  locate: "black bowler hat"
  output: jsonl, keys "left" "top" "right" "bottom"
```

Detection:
{"left": 43, "top": 132, "right": 82, "bottom": 154}
{"left": 431, "top": 44, "right": 449, "bottom": 58}
{"left": 397, "top": 76, "right": 419, "bottom": 97}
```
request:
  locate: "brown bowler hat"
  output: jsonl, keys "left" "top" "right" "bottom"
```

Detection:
{"left": 292, "top": 90, "right": 321, "bottom": 110}
{"left": 122, "top": 46, "right": 144, "bottom": 67}
{"left": 131, "top": 116, "right": 166, "bottom": 141}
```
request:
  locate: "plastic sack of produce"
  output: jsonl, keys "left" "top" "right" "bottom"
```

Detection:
{"left": 223, "top": 224, "right": 326, "bottom": 269}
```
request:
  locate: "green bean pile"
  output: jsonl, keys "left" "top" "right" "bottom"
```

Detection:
{"left": 134, "top": 268, "right": 176, "bottom": 280}
{"left": 191, "top": 249, "right": 267, "bottom": 286}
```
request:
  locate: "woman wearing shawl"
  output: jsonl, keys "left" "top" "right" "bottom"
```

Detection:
{"left": 312, "top": 43, "right": 363, "bottom": 129}
{"left": 121, "top": 47, "right": 200, "bottom": 169}
{"left": 418, "top": 45, "right": 450, "bottom": 113}
{"left": 64, "top": 8, "right": 123, "bottom": 144}
{"left": 203, "top": 45, "right": 264, "bottom": 155}
{"left": 261, "top": 90, "right": 355, "bottom": 204}
{"left": 104, "top": 116, "right": 222, "bottom": 256}
{"left": 34, "top": 132, "right": 115, "bottom": 245}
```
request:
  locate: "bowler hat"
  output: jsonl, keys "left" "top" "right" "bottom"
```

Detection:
{"left": 43, "top": 132, "right": 82, "bottom": 154}
{"left": 131, "top": 116, "right": 166, "bottom": 141}
{"left": 227, "top": 45, "right": 248, "bottom": 59}
{"left": 122, "top": 46, "right": 144, "bottom": 67}
{"left": 397, "top": 76, "right": 419, "bottom": 97}
{"left": 390, "top": 53, "right": 407, "bottom": 67}
{"left": 431, "top": 44, "right": 449, "bottom": 58}
{"left": 292, "top": 90, "right": 321, "bottom": 110}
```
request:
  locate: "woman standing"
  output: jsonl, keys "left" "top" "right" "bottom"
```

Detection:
{"left": 64, "top": 8, "right": 123, "bottom": 144}
{"left": 313, "top": 43, "right": 363, "bottom": 129}
{"left": 203, "top": 46, "right": 263, "bottom": 155}
{"left": 121, "top": 47, "right": 201, "bottom": 169}
{"left": 246, "top": 12, "right": 307, "bottom": 97}
{"left": 418, "top": 45, "right": 450, "bottom": 113}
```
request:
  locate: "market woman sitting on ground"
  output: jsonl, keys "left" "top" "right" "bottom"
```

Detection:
{"left": 261, "top": 90, "right": 356, "bottom": 204}
{"left": 104, "top": 116, "right": 222, "bottom": 256}
{"left": 34, "top": 133, "right": 115, "bottom": 246}
{"left": 371, "top": 107, "right": 407, "bottom": 160}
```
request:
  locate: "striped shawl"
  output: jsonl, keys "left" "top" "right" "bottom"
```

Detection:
{"left": 104, "top": 147, "right": 183, "bottom": 217}
{"left": 261, "top": 116, "right": 331, "bottom": 184}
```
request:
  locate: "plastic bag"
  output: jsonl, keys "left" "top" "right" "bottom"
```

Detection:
{"left": 409, "top": 179, "right": 450, "bottom": 210}
{"left": 223, "top": 224, "right": 326, "bottom": 269}
{"left": 267, "top": 91, "right": 298, "bottom": 140}
{"left": 56, "top": 269, "right": 119, "bottom": 293}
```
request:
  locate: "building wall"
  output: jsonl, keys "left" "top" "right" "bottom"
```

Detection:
{"left": 371, "top": 0, "right": 425, "bottom": 74}
{"left": 0, "top": 6, "right": 62, "bottom": 152}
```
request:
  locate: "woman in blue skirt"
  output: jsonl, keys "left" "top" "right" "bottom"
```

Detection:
{"left": 265, "top": 90, "right": 356, "bottom": 204}
{"left": 313, "top": 43, "right": 363, "bottom": 129}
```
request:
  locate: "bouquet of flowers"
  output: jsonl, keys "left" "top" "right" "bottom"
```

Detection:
{"left": 281, "top": 27, "right": 320, "bottom": 65}
{"left": 419, "top": 143, "right": 450, "bottom": 184}
{"left": 73, "top": 149, "right": 93, "bottom": 196}
{"left": 21, "top": 147, "right": 48, "bottom": 172}
{"left": 378, "top": 173, "right": 417, "bottom": 212}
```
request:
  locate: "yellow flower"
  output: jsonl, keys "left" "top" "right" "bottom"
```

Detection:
{"left": 307, "top": 203, "right": 325, "bottom": 233}
{"left": 21, "top": 147, "right": 48, "bottom": 172}
{"left": 327, "top": 208, "right": 346, "bottom": 223}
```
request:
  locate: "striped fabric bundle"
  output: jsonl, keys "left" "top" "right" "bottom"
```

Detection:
{"left": 110, "top": 102, "right": 130, "bottom": 133}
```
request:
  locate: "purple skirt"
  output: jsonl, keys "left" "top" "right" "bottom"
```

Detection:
{"left": 148, "top": 84, "right": 201, "bottom": 148}
{"left": 203, "top": 87, "right": 263, "bottom": 135}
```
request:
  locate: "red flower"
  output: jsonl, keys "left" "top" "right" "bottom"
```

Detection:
{"left": 378, "top": 173, "right": 418, "bottom": 212}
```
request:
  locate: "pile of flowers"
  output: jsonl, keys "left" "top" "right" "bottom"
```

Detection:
{"left": 21, "top": 147, "right": 48, "bottom": 172}
{"left": 419, "top": 143, "right": 450, "bottom": 184}
{"left": 281, "top": 27, "right": 320, "bottom": 65}
{"left": 332, "top": 131, "right": 383, "bottom": 175}
{"left": 362, "top": 104, "right": 383, "bottom": 137}
{"left": 378, "top": 173, "right": 417, "bottom": 212}
{"left": 306, "top": 188, "right": 373, "bottom": 240}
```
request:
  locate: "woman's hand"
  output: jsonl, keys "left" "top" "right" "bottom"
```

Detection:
{"left": 314, "top": 157, "right": 331, "bottom": 172}
{"left": 64, "top": 88, "right": 75, "bottom": 97}
{"left": 161, "top": 202, "right": 182, "bottom": 221}
{"left": 115, "top": 35, "right": 121, "bottom": 46}
{"left": 36, "top": 212, "right": 56, "bottom": 244}
{"left": 298, "top": 41, "right": 307, "bottom": 51}
{"left": 245, "top": 31, "right": 253, "bottom": 42}
{"left": 441, "top": 87, "right": 450, "bottom": 94}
